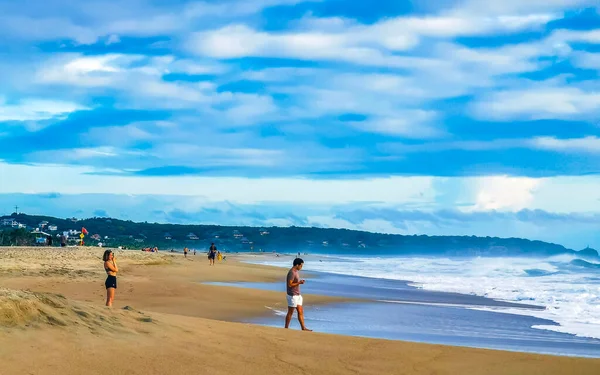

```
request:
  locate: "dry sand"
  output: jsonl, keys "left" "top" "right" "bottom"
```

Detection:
{"left": 0, "top": 246, "right": 598, "bottom": 375}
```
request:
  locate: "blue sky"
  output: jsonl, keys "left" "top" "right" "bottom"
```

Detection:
{"left": 1, "top": 0, "right": 600, "bottom": 249}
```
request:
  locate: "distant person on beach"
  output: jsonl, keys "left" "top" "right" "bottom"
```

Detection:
{"left": 46, "top": 235, "right": 53, "bottom": 246}
{"left": 285, "top": 258, "right": 312, "bottom": 331}
{"left": 208, "top": 243, "right": 217, "bottom": 265}
{"left": 103, "top": 250, "right": 118, "bottom": 307}
{"left": 60, "top": 234, "right": 66, "bottom": 247}
{"left": 184, "top": 247, "right": 188, "bottom": 258}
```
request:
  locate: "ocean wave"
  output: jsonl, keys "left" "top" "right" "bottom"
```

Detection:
{"left": 252, "top": 254, "right": 600, "bottom": 339}
{"left": 569, "top": 259, "right": 600, "bottom": 270}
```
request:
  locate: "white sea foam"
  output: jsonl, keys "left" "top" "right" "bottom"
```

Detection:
{"left": 255, "top": 255, "right": 600, "bottom": 340}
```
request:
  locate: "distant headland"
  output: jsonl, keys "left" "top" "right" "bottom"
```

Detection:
{"left": 1, "top": 213, "right": 597, "bottom": 259}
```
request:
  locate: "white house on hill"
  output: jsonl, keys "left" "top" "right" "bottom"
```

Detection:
{"left": 1, "top": 219, "right": 18, "bottom": 227}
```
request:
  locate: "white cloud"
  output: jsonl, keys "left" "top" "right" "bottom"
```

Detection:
{"left": 552, "top": 28, "right": 600, "bottom": 45}
{"left": 105, "top": 34, "right": 121, "bottom": 45}
{"left": 222, "top": 94, "right": 279, "bottom": 126}
{"left": 528, "top": 176, "right": 600, "bottom": 213}
{"left": 32, "top": 53, "right": 273, "bottom": 123}
{"left": 241, "top": 67, "right": 321, "bottom": 82}
{"left": 572, "top": 51, "right": 600, "bottom": 70}
{"left": 187, "top": 9, "right": 557, "bottom": 65}
{"left": 82, "top": 123, "right": 157, "bottom": 147}
{"left": 183, "top": 0, "right": 320, "bottom": 18}
{"left": 36, "top": 53, "right": 227, "bottom": 87}
{"left": 470, "top": 86, "right": 600, "bottom": 121}
{"left": 36, "top": 54, "right": 144, "bottom": 87}
{"left": 348, "top": 111, "right": 442, "bottom": 139}
{"left": 0, "top": 161, "right": 435, "bottom": 204}
{"left": 4, "top": 160, "right": 600, "bottom": 218}
{"left": 0, "top": 0, "right": 321, "bottom": 44}
{"left": 0, "top": 98, "right": 86, "bottom": 123}
{"left": 531, "top": 136, "right": 600, "bottom": 153}
{"left": 168, "top": 59, "right": 229, "bottom": 75}
{"left": 467, "top": 176, "right": 541, "bottom": 211}
{"left": 187, "top": 24, "right": 405, "bottom": 65}
{"left": 148, "top": 144, "right": 285, "bottom": 167}
{"left": 27, "top": 147, "right": 127, "bottom": 162}
{"left": 456, "top": 0, "right": 597, "bottom": 15}
{"left": 379, "top": 138, "right": 528, "bottom": 154}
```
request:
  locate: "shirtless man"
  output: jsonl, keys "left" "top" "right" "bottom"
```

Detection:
{"left": 285, "top": 258, "right": 312, "bottom": 331}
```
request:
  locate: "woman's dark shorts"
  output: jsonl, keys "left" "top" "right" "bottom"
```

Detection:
{"left": 105, "top": 275, "right": 117, "bottom": 289}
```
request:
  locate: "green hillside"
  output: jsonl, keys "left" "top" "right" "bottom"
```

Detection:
{"left": 1, "top": 213, "right": 597, "bottom": 259}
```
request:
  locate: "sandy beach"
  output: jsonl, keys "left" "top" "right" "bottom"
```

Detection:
{"left": 1, "top": 247, "right": 599, "bottom": 375}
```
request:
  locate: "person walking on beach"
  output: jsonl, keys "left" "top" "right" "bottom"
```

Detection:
{"left": 285, "top": 258, "right": 312, "bottom": 331}
{"left": 103, "top": 250, "right": 118, "bottom": 307}
{"left": 208, "top": 243, "right": 217, "bottom": 265}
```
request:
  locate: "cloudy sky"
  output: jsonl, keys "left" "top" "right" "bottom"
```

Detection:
{"left": 1, "top": 0, "right": 600, "bottom": 249}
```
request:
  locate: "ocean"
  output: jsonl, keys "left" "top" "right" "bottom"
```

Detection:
{"left": 211, "top": 253, "right": 600, "bottom": 357}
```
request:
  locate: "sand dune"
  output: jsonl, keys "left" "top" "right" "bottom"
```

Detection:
{"left": 1, "top": 247, "right": 599, "bottom": 375}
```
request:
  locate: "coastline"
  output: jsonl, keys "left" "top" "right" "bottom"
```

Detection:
{"left": 1, "top": 246, "right": 599, "bottom": 375}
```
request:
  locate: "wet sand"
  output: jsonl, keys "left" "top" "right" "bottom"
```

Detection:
{"left": 1, "top": 247, "right": 599, "bottom": 375}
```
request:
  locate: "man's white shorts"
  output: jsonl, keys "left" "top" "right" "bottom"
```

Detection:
{"left": 287, "top": 294, "right": 303, "bottom": 308}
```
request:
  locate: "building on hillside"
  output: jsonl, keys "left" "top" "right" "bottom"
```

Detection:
{"left": 134, "top": 238, "right": 144, "bottom": 243}
{"left": 164, "top": 233, "right": 172, "bottom": 240}
{"left": 322, "top": 241, "right": 329, "bottom": 247}
{"left": 233, "top": 230, "right": 243, "bottom": 238}
{"left": 1, "top": 219, "right": 18, "bottom": 227}
{"left": 32, "top": 230, "right": 51, "bottom": 245}
{"left": 241, "top": 237, "right": 250, "bottom": 244}
{"left": 70, "top": 217, "right": 78, "bottom": 222}
{"left": 187, "top": 233, "right": 199, "bottom": 240}
{"left": 259, "top": 228, "right": 270, "bottom": 236}
{"left": 38, "top": 221, "right": 49, "bottom": 229}
{"left": 91, "top": 234, "right": 101, "bottom": 241}
{"left": 48, "top": 225, "right": 58, "bottom": 231}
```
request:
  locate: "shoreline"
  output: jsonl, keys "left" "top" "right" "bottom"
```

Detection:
{"left": 213, "top": 263, "right": 600, "bottom": 358}
{"left": 238, "top": 254, "right": 548, "bottom": 311}
{"left": 1, "top": 246, "right": 599, "bottom": 374}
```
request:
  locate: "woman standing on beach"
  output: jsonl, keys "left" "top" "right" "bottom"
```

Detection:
{"left": 208, "top": 243, "right": 217, "bottom": 265}
{"left": 103, "top": 250, "right": 118, "bottom": 307}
